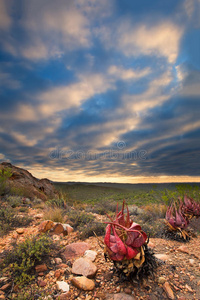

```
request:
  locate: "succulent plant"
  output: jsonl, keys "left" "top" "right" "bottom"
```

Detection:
{"left": 182, "top": 195, "right": 200, "bottom": 219}
{"left": 104, "top": 201, "right": 147, "bottom": 268}
{"left": 165, "top": 202, "right": 189, "bottom": 230}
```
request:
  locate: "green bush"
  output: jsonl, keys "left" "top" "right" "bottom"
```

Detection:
{"left": 3, "top": 234, "right": 53, "bottom": 285}
{"left": 80, "top": 222, "right": 106, "bottom": 239}
{"left": 46, "top": 198, "right": 66, "bottom": 208}
{"left": 67, "top": 210, "right": 95, "bottom": 229}
{"left": 7, "top": 195, "right": 22, "bottom": 208}
{"left": 0, "top": 207, "right": 32, "bottom": 236}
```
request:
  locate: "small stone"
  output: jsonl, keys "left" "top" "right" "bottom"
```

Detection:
{"left": 55, "top": 257, "right": 62, "bottom": 264}
{"left": 124, "top": 288, "right": 132, "bottom": 294}
{"left": 116, "top": 286, "right": 120, "bottom": 293}
{"left": 185, "top": 284, "right": 193, "bottom": 292}
{"left": 163, "top": 282, "right": 174, "bottom": 300}
{"left": 35, "top": 264, "right": 48, "bottom": 272}
{"left": 189, "top": 259, "right": 195, "bottom": 266}
{"left": 84, "top": 250, "right": 97, "bottom": 262}
{"left": 155, "top": 254, "right": 170, "bottom": 261}
{"left": 56, "top": 293, "right": 70, "bottom": 300}
{"left": 71, "top": 276, "right": 95, "bottom": 291}
{"left": 72, "top": 258, "right": 97, "bottom": 278}
{"left": 56, "top": 281, "right": 70, "bottom": 292}
{"left": 63, "top": 224, "right": 74, "bottom": 234}
{"left": 62, "top": 242, "right": 91, "bottom": 260}
{"left": 38, "top": 280, "right": 47, "bottom": 287}
{"left": 16, "top": 228, "right": 24, "bottom": 234}
{"left": 54, "top": 270, "right": 61, "bottom": 278}
{"left": 35, "top": 213, "right": 43, "bottom": 219}
{"left": 177, "top": 246, "right": 189, "bottom": 254}
{"left": 113, "top": 293, "right": 135, "bottom": 299}
{"left": 52, "top": 223, "right": 65, "bottom": 235}
{"left": 158, "top": 277, "right": 166, "bottom": 284}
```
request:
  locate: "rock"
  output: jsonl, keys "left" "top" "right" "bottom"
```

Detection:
{"left": 185, "top": 284, "right": 193, "bottom": 292}
{"left": 35, "top": 213, "right": 43, "bottom": 219}
{"left": 38, "top": 280, "right": 47, "bottom": 287}
{"left": 56, "top": 293, "right": 70, "bottom": 300}
{"left": 84, "top": 250, "right": 97, "bottom": 262}
{"left": 62, "top": 242, "right": 91, "bottom": 260}
{"left": 163, "top": 282, "right": 174, "bottom": 300}
{"left": 177, "top": 245, "right": 189, "bottom": 254}
{"left": 35, "top": 264, "right": 48, "bottom": 272}
{"left": 124, "top": 288, "right": 132, "bottom": 294}
{"left": 158, "top": 277, "right": 166, "bottom": 284}
{"left": 56, "top": 281, "right": 70, "bottom": 292}
{"left": 155, "top": 254, "right": 170, "bottom": 261}
{"left": 189, "top": 259, "right": 195, "bottom": 266}
{"left": 63, "top": 224, "right": 74, "bottom": 234}
{"left": 55, "top": 257, "right": 62, "bottom": 264}
{"left": 16, "top": 228, "right": 24, "bottom": 234}
{"left": 72, "top": 258, "right": 97, "bottom": 278}
{"left": 38, "top": 220, "right": 55, "bottom": 233}
{"left": 52, "top": 223, "right": 65, "bottom": 235}
{"left": 0, "top": 162, "right": 59, "bottom": 201}
{"left": 54, "top": 270, "right": 61, "bottom": 278}
{"left": 71, "top": 276, "right": 95, "bottom": 291}
{"left": 113, "top": 293, "right": 135, "bottom": 299}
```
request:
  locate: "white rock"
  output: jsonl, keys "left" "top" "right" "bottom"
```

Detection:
{"left": 56, "top": 281, "right": 70, "bottom": 292}
{"left": 84, "top": 250, "right": 97, "bottom": 262}
{"left": 189, "top": 259, "right": 195, "bottom": 266}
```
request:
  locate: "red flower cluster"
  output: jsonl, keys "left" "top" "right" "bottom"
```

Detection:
{"left": 104, "top": 201, "right": 147, "bottom": 261}
{"left": 165, "top": 195, "right": 200, "bottom": 231}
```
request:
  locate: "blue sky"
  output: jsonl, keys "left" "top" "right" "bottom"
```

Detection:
{"left": 0, "top": 0, "right": 200, "bottom": 183}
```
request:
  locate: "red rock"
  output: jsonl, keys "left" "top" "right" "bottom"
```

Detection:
{"left": 35, "top": 264, "right": 48, "bottom": 272}
{"left": 38, "top": 220, "right": 55, "bottom": 233}
{"left": 163, "top": 282, "right": 174, "bottom": 300}
{"left": 54, "top": 269, "right": 61, "bottom": 278}
{"left": 62, "top": 242, "right": 91, "bottom": 260}
{"left": 55, "top": 257, "right": 62, "bottom": 264}
{"left": 72, "top": 258, "right": 97, "bottom": 278}
{"left": 177, "top": 246, "right": 189, "bottom": 254}
{"left": 16, "top": 228, "right": 24, "bottom": 234}
{"left": 38, "top": 272, "right": 44, "bottom": 276}
{"left": 38, "top": 280, "right": 47, "bottom": 287}
{"left": 52, "top": 223, "right": 65, "bottom": 235}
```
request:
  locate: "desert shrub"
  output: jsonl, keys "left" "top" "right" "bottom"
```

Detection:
{"left": 143, "top": 203, "right": 167, "bottom": 219}
{"left": 67, "top": 210, "right": 95, "bottom": 229}
{"left": 85, "top": 200, "right": 117, "bottom": 215}
{"left": 18, "top": 206, "right": 29, "bottom": 213}
{"left": 80, "top": 222, "right": 106, "bottom": 239}
{"left": 3, "top": 234, "right": 54, "bottom": 285}
{"left": 43, "top": 207, "right": 64, "bottom": 223}
{"left": 7, "top": 195, "right": 22, "bottom": 208}
{"left": 46, "top": 198, "right": 66, "bottom": 208}
{"left": 0, "top": 207, "right": 32, "bottom": 236}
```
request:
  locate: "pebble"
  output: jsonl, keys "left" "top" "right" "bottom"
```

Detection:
{"left": 71, "top": 276, "right": 95, "bottom": 291}
{"left": 163, "top": 282, "right": 174, "bottom": 300}
{"left": 84, "top": 250, "right": 97, "bottom": 262}
{"left": 56, "top": 281, "right": 70, "bottom": 292}
{"left": 189, "top": 259, "right": 195, "bottom": 266}
{"left": 72, "top": 257, "right": 97, "bottom": 278}
{"left": 55, "top": 257, "right": 62, "bottom": 264}
{"left": 16, "top": 228, "right": 24, "bottom": 234}
{"left": 35, "top": 264, "right": 47, "bottom": 272}
{"left": 177, "top": 246, "right": 189, "bottom": 254}
{"left": 62, "top": 242, "right": 91, "bottom": 260}
{"left": 155, "top": 254, "right": 170, "bottom": 261}
{"left": 158, "top": 277, "right": 166, "bottom": 284}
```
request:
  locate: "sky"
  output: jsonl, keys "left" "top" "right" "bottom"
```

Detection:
{"left": 0, "top": 0, "right": 200, "bottom": 183}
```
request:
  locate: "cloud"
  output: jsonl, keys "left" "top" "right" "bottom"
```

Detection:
{"left": 0, "top": 70, "right": 21, "bottom": 89}
{"left": 117, "top": 21, "right": 183, "bottom": 63}
{"left": 108, "top": 65, "right": 151, "bottom": 81}
{"left": 0, "top": 0, "right": 11, "bottom": 30}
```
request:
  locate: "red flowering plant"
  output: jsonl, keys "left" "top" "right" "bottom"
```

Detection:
{"left": 165, "top": 195, "right": 200, "bottom": 240}
{"left": 104, "top": 201, "right": 156, "bottom": 279}
{"left": 182, "top": 195, "right": 200, "bottom": 219}
{"left": 165, "top": 200, "right": 189, "bottom": 240}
